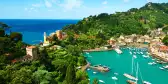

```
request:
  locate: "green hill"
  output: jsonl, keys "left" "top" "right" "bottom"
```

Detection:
{"left": 63, "top": 2, "right": 168, "bottom": 39}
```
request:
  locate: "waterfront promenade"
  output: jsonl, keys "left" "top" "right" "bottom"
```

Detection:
{"left": 83, "top": 48, "right": 114, "bottom": 52}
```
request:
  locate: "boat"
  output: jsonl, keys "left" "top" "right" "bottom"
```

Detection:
{"left": 140, "top": 52, "right": 143, "bottom": 54}
{"left": 99, "top": 80, "right": 105, "bottom": 83}
{"left": 124, "top": 73, "right": 138, "bottom": 81}
{"left": 163, "top": 65, "right": 168, "bottom": 69}
{"left": 114, "top": 72, "right": 118, "bottom": 75}
{"left": 159, "top": 67, "right": 164, "bottom": 70}
{"left": 112, "top": 76, "right": 118, "bottom": 80}
{"left": 124, "top": 55, "right": 138, "bottom": 81}
{"left": 93, "top": 72, "right": 97, "bottom": 74}
{"left": 91, "top": 65, "right": 110, "bottom": 72}
{"left": 86, "top": 52, "right": 89, "bottom": 54}
{"left": 143, "top": 81, "right": 152, "bottom": 84}
{"left": 87, "top": 68, "right": 90, "bottom": 71}
{"left": 133, "top": 55, "right": 137, "bottom": 59}
{"left": 115, "top": 48, "right": 122, "bottom": 54}
{"left": 127, "top": 80, "right": 136, "bottom": 84}
{"left": 148, "top": 62, "right": 156, "bottom": 65}
{"left": 142, "top": 55, "right": 149, "bottom": 58}
{"left": 130, "top": 52, "right": 132, "bottom": 55}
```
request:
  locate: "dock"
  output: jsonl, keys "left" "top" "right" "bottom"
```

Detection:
{"left": 81, "top": 63, "right": 90, "bottom": 71}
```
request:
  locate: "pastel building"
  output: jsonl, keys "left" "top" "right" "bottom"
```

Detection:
{"left": 21, "top": 46, "right": 38, "bottom": 62}
{"left": 56, "top": 30, "right": 63, "bottom": 40}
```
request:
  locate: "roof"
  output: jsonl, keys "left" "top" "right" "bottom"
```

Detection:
{"left": 11, "top": 59, "right": 17, "bottom": 63}
{"left": 160, "top": 46, "right": 168, "bottom": 51}
{"left": 26, "top": 46, "right": 36, "bottom": 49}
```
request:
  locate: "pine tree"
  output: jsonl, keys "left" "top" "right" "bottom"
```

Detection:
{"left": 65, "top": 62, "right": 76, "bottom": 84}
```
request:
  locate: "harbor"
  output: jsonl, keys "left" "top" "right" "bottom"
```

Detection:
{"left": 84, "top": 47, "right": 168, "bottom": 84}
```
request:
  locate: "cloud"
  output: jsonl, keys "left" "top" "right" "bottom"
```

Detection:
{"left": 25, "top": 8, "right": 28, "bottom": 11}
{"left": 60, "top": 0, "right": 83, "bottom": 11}
{"left": 32, "top": 4, "right": 42, "bottom": 7}
{"left": 123, "top": 0, "right": 130, "bottom": 2}
{"left": 45, "top": 0, "right": 52, "bottom": 8}
{"left": 102, "top": 1, "right": 107, "bottom": 5}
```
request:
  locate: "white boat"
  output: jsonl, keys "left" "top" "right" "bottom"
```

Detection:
{"left": 141, "top": 52, "right": 143, "bottom": 54}
{"left": 112, "top": 76, "right": 118, "bottom": 80}
{"left": 163, "top": 65, "right": 168, "bottom": 69}
{"left": 123, "top": 73, "right": 138, "bottom": 81}
{"left": 159, "top": 67, "right": 164, "bottom": 70}
{"left": 87, "top": 68, "right": 90, "bottom": 71}
{"left": 130, "top": 52, "right": 132, "bottom": 55}
{"left": 142, "top": 55, "right": 149, "bottom": 58}
{"left": 148, "top": 62, "right": 153, "bottom": 65}
{"left": 133, "top": 55, "right": 137, "bottom": 59}
{"left": 114, "top": 72, "right": 118, "bottom": 75}
{"left": 99, "top": 80, "right": 105, "bottom": 83}
{"left": 86, "top": 52, "right": 89, "bottom": 54}
{"left": 93, "top": 72, "right": 97, "bottom": 74}
{"left": 115, "top": 48, "right": 122, "bottom": 54}
{"left": 143, "top": 81, "right": 151, "bottom": 84}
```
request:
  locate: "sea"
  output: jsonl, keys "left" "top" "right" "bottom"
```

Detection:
{"left": 0, "top": 19, "right": 79, "bottom": 44}
{"left": 84, "top": 47, "right": 168, "bottom": 84}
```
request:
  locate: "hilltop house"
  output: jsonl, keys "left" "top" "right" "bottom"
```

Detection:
{"left": 22, "top": 46, "right": 38, "bottom": 62}
{"left": 12, "top": 46, "right": 38, "bottom": 63}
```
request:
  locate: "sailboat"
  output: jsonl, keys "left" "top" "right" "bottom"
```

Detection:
{"left": 123, "top": 55, "right": 138, "bottom": 83}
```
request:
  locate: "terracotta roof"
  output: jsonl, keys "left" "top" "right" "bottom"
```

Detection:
{"left": 11, "top": 59, "right": 17, "bottom": 63}
{"left": 26, "top": 46, "right": 36, "bottom": 49}
{"left": 160, "top": 46, "right": 168, "bottom": 51}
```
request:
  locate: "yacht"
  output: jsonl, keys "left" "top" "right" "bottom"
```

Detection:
{"left": 123, "top": 73, "right": 138, "bottom": 81}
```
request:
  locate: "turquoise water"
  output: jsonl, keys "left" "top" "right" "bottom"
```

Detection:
{"left": 84, "top": 47, "right": 168, "bottom": 84}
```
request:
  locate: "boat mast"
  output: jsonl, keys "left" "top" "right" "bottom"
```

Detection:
{"left": 131, "top": 56, "right": 134, "bottom": 75}
{"left": 136, "top": 62, "right": 139, "bottom": 83}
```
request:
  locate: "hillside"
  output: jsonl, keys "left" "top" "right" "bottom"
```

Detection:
{"left": 63, "top": 2, "right": 168, "bottom": 40}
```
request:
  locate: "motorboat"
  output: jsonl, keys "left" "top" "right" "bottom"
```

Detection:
{"left": 163, "top": 65, "right": 168, "bottom": 69}
{"left": 112, "top": 76, "right": 118, "bottom": 80}
{"left": 114, "top": 72, "right": 119, "bottom": 75}
{"left": 133, "top": 55, "right": 137, "bottom": 59}
{"left": 143, "top": 81, "right": 151, "bottom": 84}
{"left": 93, "top": 72, "right": 97, "bottom": 74}
{"left": 99, "top": 80, "right": 105, "bottom": 83}
{"left": 159, "top": 67, "right": 164, "bottom": 70}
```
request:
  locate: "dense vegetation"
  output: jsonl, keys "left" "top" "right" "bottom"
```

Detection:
{"left": 63, "top": 2, "right": 168, "bottom": 41}
{"left": 1, "top": 2, "right": 168, "bottom": 84}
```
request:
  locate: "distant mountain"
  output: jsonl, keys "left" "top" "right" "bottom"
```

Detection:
{"left": 63, "top": 2, "right": 168, "bottom": 39}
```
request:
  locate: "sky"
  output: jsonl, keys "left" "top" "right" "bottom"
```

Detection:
{"left": 0, "top": 0, "right": 168, "bottom": 19}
